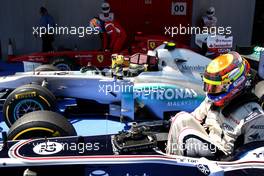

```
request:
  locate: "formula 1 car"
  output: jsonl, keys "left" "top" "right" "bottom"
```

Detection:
{"left": 1, "top": 116, "right": 264, "bottom": 176}
{"left": 0, "top": 43, "right": 210, "bottom": 129}
{"left": 8, "top": 33, "right": 185, "bottom": 71}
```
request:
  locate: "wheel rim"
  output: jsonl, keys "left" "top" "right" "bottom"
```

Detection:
{"left": 55, "top": 63, "right": 71, "bottom": 71}
{"left": 13, "top": 99, "right": 44, "bottom": 120}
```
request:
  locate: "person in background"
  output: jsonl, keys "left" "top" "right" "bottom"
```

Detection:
{"left": 98, "top": 2, "right": 126, "bottom": 52}
{"left": 104, "top": 20, "right": 127, "bottom": 53}
{"left": 90, "top": 17, "right": 127, "bottom": 53}
{"left": 200, "top": 7, "right": 218, "bottom": 56}
{"left": 201, "top": 7, "right": 218, "bottom": 29}
{"left": 259, "top": 51, "right": 264, "bottom": 80}
{"left": 39, "top": 7, "right": 55, "bottom": 52}
{"left": 99, "top": 2, "right": 114, "bottom": 22}
{"left": 89, "top": 17, "right": 108, "bottom": 51}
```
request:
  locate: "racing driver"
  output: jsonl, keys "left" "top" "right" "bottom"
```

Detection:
{"left": 201, "top": 7, "right": 217, "bottom": 29}
{"left": 167, "top": 52, "right": 264, "bottom": 157}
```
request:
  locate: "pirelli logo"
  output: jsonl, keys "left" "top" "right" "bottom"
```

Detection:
{"left": 15, "top": 92, "right": 37, "bottom": 99}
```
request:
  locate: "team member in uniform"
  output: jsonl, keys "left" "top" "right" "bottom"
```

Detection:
{"left": 89, "top": 17, "right": 108, "bottom": 51}
{"left": 104, "top": 20, "right": 127, "bottom": 53}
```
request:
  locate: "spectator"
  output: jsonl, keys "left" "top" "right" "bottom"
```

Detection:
{"left": 39, "top": 7, "right": 55, "bottom": 52}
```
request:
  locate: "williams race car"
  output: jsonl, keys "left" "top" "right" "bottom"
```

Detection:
{"left": 0, "top": 116, "right": 264, "bottom": 176}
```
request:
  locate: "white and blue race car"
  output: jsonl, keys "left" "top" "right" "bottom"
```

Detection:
{"left": 0, "top": 43, "right": 210, "bottom": 128}
{"left": 0, "top": 115, "right": 264, "bottom": 176}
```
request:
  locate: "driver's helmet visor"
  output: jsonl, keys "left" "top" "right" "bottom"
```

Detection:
{"left": 204, "top": 82, "right": 226, "bottom": 94}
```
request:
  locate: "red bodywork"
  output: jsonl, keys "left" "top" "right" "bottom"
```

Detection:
{"left": 8, "top": 50, "right": 113, "bottom": 68}
{"left": 8, "top": 34, "right": 188, "bottom": 68}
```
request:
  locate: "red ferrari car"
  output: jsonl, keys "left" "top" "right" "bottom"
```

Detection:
{"left": 8, "top": 34, "right": 187, "bottom": 71}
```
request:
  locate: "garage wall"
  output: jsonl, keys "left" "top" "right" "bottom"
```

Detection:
{"left": 191, "top": 0, "right": 256, "bottom": 48}
{"left": 0, "top": 0, "right": 103, "bottom": 60}
{"left": 0, "top": 0, "right": 257, "bottom": 60}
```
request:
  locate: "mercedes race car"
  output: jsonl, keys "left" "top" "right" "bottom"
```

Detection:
{"left": 0, "top": 44, "right": 210, "bottom": 129}
{"left": 1, "top": 116, "right": 264, "bottom": 176}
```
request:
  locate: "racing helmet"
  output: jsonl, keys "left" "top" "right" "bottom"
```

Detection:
{"left": 89, "top": 18, "right": 103, "bottom": 32}
{"left": 111, "top": 54, "right": 120, "bottom": 68}
{"left": 115, "top": 55, "right": 124, "bottom": 65}
{"left": 206, "top": 7, "right": 215, "bottom": 17}
{"left": 101, "top": 2, "right": 110, "bottom": 13}
{"left": 203, "top": 52, "right": 250, "bottom": 107}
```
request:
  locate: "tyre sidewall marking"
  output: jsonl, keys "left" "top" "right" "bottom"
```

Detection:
{"left": 15, "top": 91, "right": 37, "bottom": 100}
{"left": 12, "top": 127, "right": 54, "bottom": 140}
{"left": 39, "top": 95, "right": 51, "bottom": 107}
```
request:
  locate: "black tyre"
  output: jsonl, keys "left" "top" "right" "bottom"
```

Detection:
{"left": 35, "top": 64, "right": 59, "bottom": 71}
{"left": 7, "top": 111, "right": 76, "bottom": 140}
{"left": 255, "top": 81, "right": 264, "bottom": 108}
{"left": 3, "top": 84, "right": 57, "bottom": 127}
{"left": 51, "top": 57, "right": 77, "bottom": 71}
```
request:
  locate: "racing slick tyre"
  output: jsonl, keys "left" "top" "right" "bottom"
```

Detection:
{"left": 3, "top": 84, "right": 57, "bottom": 127}
{"left": 7, "top": 111, "right": 77, "bottom": 140}
{"left": 35, "top": 64, "right": 59, "bottom": 71}
{"left": 254, "top": 81, "right": 264, "bottom": 109}
{"left": 51, "top": 57, "right": 77, "bottom": 71}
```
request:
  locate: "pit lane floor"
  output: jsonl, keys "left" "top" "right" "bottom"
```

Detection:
{"left": 0, "top": 61, "right": 125, "bottom": 141}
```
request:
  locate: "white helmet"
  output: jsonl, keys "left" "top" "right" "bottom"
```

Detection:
{"left": 101, "top": 2, "right": 110, "bottom": 14}
{"left": 206, "top": 7, "right": 215, "bottom": 17}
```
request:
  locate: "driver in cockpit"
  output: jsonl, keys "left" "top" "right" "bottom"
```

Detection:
{"left": 167, "top": 52, "right": 264, "bottom": 157}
